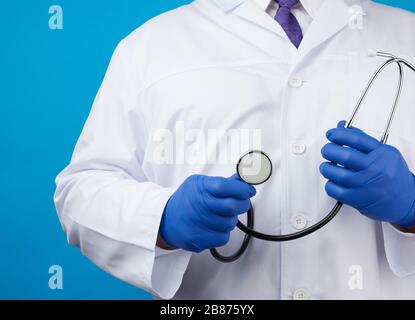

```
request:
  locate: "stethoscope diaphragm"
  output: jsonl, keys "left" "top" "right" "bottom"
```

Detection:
{"left": 236, "top": 151, "right": 272, "bottom": 185}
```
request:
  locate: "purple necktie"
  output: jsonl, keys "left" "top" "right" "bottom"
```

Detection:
{"left": 274, "top": 0, "right": 304, "bottom": 48}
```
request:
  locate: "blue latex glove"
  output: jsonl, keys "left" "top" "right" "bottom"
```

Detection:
{"left": 320, "top": 121, "right": 415, "bottom": 227}
{"left": 159, "top": 174, "right": 256, "bottom": 253}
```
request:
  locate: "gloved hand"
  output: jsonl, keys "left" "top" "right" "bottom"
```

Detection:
{"left": 320, "top": 121, "right": 415, "bottom": 227}
{"left": 159, "top": 174, "right": 256, "bottom": 252}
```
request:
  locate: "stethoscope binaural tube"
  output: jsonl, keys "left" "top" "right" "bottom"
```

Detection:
{"left": 211, "top": 51, "right": 415, "bottom": 263}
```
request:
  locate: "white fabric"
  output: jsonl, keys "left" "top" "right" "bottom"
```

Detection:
{"left": 54, "top": 0, "right": 415, "bottom": 299}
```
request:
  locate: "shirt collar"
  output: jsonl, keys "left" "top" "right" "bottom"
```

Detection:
{"left": 214, "top": 0, "right": 325, "bottom": 18}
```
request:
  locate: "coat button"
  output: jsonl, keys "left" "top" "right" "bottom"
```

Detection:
{"left": 288, "top": 75, "right": 304, "bottom": 88}
{"left": 291, "top": 143, "right": 306, "bottom": 155}
{"left": 291, "top": 214, "right": 307, "bottom": 230}
{"left": 293, "top": 288, "right": 311, "bottom": 300}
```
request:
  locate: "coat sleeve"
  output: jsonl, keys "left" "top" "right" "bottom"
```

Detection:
{"left": 383, "top": 222, "right": 415, "bottom": 277}
{"left": 54, "top": 39, "right": 192, "bottom": 299}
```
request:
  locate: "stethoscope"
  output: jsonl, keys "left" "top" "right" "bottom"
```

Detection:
{"left": 211, "top": 50, "right": 415, "bottom": 263}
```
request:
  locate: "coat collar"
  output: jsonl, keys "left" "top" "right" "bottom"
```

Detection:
{"left": 212, "top": 0, "right": 245, "bottom": 12}
{"left": 213, "top": 0, "right": 325, "bottom": 16}
{"left": 212, "top": 0, "right": 367, "bottom": 68}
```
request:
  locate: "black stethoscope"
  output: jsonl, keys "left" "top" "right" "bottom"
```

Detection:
{"left": 210, "top": 150, "right": 341, "bottom": 263}
{"left": 210, "top": 50, "right": 415, "bottom": 263}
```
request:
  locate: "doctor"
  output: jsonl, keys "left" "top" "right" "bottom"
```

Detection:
{"left": 54, "top": 0, "right": 415, "bottom": 299}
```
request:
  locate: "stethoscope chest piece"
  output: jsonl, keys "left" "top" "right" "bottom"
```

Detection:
{"left": 237, "top": 151, "right": 272, "bottom": 185}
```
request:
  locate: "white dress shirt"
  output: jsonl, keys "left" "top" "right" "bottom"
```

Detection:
{"left": 258, "top": 0, "right": 324, "bottom": 33}
{"left": 54, "top": 0, "right": 415, "bottom": 299}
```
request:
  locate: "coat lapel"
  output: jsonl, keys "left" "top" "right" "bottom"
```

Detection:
{"left": 230, "top": 0, "right": 287, "bottom": 39}
{"left": 292, "top": 0, "right": 366, "bottom": 68}
{"left": 212, "top": 0, "right": 366, "bottom": 64}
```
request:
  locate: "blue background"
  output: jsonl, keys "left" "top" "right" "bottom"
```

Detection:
{"left": 0, "top": 0, "right": 414, "bottom": 300}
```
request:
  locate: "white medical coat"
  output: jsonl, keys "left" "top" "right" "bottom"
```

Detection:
{"left": 54, "top": 0, "right": 415, "bottom": 299}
